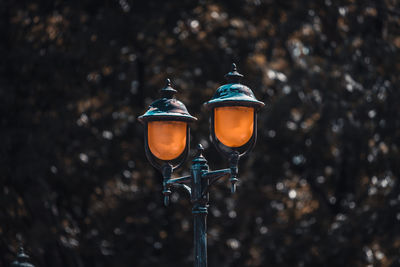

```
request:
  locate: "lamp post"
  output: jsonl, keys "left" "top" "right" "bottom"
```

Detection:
{"left": 138, "top": 64, "right": 264, "bottom": 267}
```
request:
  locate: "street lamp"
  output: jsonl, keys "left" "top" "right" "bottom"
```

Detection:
{"left": 138, "top": 78, "right": 197, "bottom": 206}
{"left": 204, "top": 63, "right": 265, "bottom": 193}
{"left": 138, "top": 64, "right": 264, "bottom": 267}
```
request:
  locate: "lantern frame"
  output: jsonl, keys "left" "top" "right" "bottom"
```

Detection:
{"left": 138, "top": 79, "right": 197, "bottom": 172}
{"left": 204, "top": 63, "right": 264, "bottom": 160}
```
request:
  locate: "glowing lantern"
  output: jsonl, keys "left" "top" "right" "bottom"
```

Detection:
{"left": 214, "top": 106, "right": 254, "bottom": 147}
{"left": 204, "top": 63, "right": 264, "bottom": 154}
{"left": 147, "top": 120, "right": 187, "bottom": 160}
{"left": 138, "top": 79, "right": 197, "bottom": 163}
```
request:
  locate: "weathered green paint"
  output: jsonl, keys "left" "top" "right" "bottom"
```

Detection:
{"left": 203, "top": 63, "right": 265, "bottom": 110}
{"left": 138, "top": 78, "right": 197, "bottom": 123}
{"left": 140, "top": 64, "right": 263, "bottom": 267}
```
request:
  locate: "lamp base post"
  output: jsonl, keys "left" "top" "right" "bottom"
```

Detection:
{"left": 193, "top": 205, "right": 208, "bottom": 267}
{"left": 191, "top": 146, "right": 210, "bottom": 267}
{"left": 163, "top": 144, "right": 235, "bottom": 267}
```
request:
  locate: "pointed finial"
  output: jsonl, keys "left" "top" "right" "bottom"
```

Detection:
{"left": 160, "top": 78, "right": 177, "bottom": 98}
{"left": 224, "top": 63, "right": 243, "bottom": 83}
{"left": 192, "top": 143, "right": 207, "bottom": 164}
{"left": 197, "top": 144, "right": 204, "bottom": 156}
{"left": 232, "top": 63, "right": 237, "bottom": 72}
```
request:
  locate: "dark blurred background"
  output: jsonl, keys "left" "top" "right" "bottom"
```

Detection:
{"left": 1, "top": 0, "right": 400, "bottom": 266}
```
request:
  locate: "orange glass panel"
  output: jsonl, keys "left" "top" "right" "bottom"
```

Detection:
{"left": 214, "top": 106, "right": 254, "bottom": 147}
{"left": 148, "top": 121, "right": 187, "bottom": 160}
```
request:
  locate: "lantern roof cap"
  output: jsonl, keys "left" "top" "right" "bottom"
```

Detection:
{"left": 204, "top": 63, "right": 265, "bottom": 109}
{"left": 138, "top": 79, "right": 197, "bottom": 123}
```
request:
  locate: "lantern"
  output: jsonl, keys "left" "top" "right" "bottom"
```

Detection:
{"left": 138, "top": 79, "right": 197, "bottom": 169}
{"left": 204, "top": 63, "right": 264, "bottom": 157}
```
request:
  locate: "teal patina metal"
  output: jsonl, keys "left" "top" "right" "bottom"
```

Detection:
{"left": 204, "top": 63, "right": 264, "bottom": 109}
{"left": 138, "top": 78, "right": 197, "bottom": 123}
{"left": 139, "top": 64, "right": 264, "bottom": 267}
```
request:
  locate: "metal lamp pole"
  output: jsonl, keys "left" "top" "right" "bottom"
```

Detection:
{"left": 162, "top": 144, "right": 237, "bottom": 267}
{"left": 138, "top": 64, "right": 264, "bottom": 267}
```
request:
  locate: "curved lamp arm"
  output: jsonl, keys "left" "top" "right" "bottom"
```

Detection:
{"left": 201, "top": 168, "right": 231, "bottom": 196}
{"left": 161, "top": 165, "right": 193, "bottom": 206}
{"left": 162, "top": 144, "right": 240, "bottom": 206}
{"left": 166, "top": 175, "right": 192, "bottom": 196}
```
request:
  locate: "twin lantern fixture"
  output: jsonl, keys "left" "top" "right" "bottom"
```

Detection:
{"left": 138, "top": 64, "right": 264, "bottom": 267}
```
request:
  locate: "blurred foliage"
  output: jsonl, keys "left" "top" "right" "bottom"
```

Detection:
{"left": 1, "top": 0, "right": 400, "bottom": 266}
